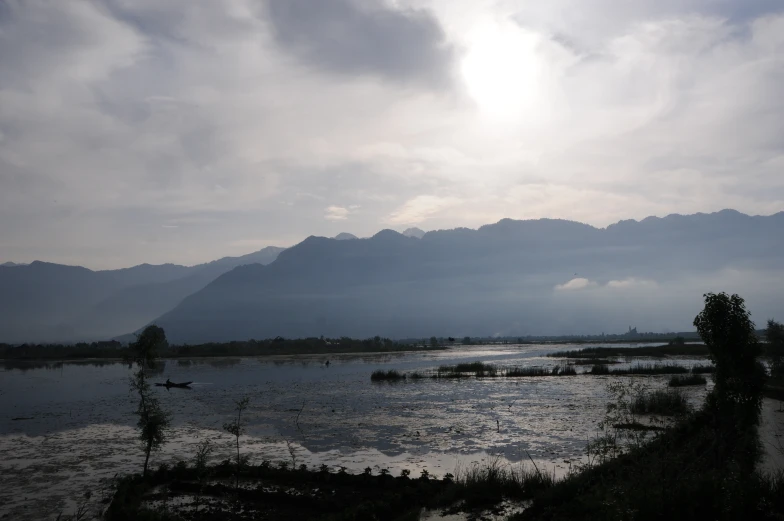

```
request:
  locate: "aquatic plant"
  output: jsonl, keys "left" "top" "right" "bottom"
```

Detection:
{"left": 690, "top": 364, "right": 716, "bottom": 374}
{"left": 505, "top": 365, "right": 577, "bottom": 377}
{"left": 506, "top": 366, "right": 550, "bottom": 377}
{"left": 437, "top": 361, "right": 498, "bottom": 377}
{"left": 370, "top": 369, "right": 406, "bottom": 381}
{"left": 588, "top": 363, "right": 689, "bottom": 376}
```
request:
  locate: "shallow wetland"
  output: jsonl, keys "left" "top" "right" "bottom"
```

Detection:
{"left": 0, "top": 343, "right": 711, "bottom": 519}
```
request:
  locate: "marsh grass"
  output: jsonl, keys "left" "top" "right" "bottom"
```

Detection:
{"left": 690, "top": 364, "right": 716, "bottom": 374}
{"left": 508, "top": 365, "right": 577, "bottom": 377}
{"left": 505, "top": 366, "right": 550, "bottom": 377}
{"left": 370, "top": 369, "right": 406, "bottom": 381}
{"left": 590, "top": 363, "right": 689, "bottom": 376}
{"left": 630, "top": 389, "right": 690, "bottom": 416}
{"left": 616, "top": 363, "right": 689, "bottom": 375}
{"left": 669, "top": 374, "right": 707, "bottom": 387}
{"left": 549, "top": 344, "right": 709, "bottom": 359}
{"left": 437, "top": 361, "right": 498, "bottom": 377}
{"left": 448, "top": 458, "right": 555, "bottom": 510}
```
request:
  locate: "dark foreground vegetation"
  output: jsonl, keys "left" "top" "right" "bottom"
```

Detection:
{"left": 0, "top": 336, "right": 440, "bottom": 362}
{"left": 510, "top": 292, "right": 780, "bottom": 520}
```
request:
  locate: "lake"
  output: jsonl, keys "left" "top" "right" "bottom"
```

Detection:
{"left": 0, "top": 343, "right": 709, "bottom": 520}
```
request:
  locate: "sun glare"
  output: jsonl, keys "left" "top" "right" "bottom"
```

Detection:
{"left": 461, "top": 22, "right": 541, "bottom": 120}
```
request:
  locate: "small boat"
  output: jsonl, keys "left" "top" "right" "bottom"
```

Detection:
{"left": 155, "top": 380, "right": 193, "bottom": 388}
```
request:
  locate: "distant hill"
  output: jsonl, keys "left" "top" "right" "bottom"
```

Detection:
{"left": 335, "top": 233, "right": 358, "bottom": 240}
{"left": 402, "top": 227, "right": 426, "bottom": 239}
{"left": 0, "top": 246, "right": 286, "bottom": 343}
{"left": 0, "top": 262, "right": 25, "bottom": 267}
{"left": 149, "top": 210, "right": 784, "bottom": 343}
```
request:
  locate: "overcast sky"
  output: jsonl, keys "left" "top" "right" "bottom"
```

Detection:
{"left": 1, "top": 0, "right": 783, "bottom": 269}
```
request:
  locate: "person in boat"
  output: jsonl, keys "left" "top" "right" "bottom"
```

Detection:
{"left": 166, "top": 378, "right": 172, "bottom": 386}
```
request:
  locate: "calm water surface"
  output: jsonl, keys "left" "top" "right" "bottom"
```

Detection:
{"left": 0, "top": 343, "right": 709, "bottom": 519}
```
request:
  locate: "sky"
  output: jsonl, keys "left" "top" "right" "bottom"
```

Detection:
{"left": 1, "top": 0, "right": 783, "bottom": 270}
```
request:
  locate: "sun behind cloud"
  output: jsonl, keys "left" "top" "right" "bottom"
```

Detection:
{"left": 461, "top": 19, "right": 542, "bottom": 120}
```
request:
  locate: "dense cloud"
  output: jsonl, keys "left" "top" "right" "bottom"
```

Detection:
{"left": 0, "top": 0, "right": 782, "bottom": 268}
{"left": 264, "top": 0, "right": 456, "bottom": 86}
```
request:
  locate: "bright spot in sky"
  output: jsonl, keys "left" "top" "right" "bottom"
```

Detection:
{"left": 461, "top": 21, "right": 541, "bottom": 121}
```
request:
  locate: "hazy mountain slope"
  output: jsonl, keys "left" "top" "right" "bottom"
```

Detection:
{"left": 0, "top": 262, "right": 116, "bottom": 342}
{"left": 152, "top": 211, "right": 784, "bottom": 343}
{"left": 0, "top": 246, "right": 286, "bottom": 342}
{"left": 74, "top": 247, "right": 286, "bottom": 338}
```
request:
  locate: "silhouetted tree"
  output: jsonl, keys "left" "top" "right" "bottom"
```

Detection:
{"left": 766, "top": 319, "right": 784, "bottom": 378}
{"left": 223, "top": 396, "right": 250, "bottom": 489}
{"left": 694, "top": 293, "right": 765, "bottom": 419}
{"left": 129, "top": 325, "right": 170, "bottom": 477}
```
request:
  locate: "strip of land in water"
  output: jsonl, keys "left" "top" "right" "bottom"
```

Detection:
{"left": 0, "top": 337, "right": 444, "bottom": 362}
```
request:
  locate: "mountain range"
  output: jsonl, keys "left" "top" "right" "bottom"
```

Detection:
{"left": 2, "top": 210, "right": 782, "bottom": 344}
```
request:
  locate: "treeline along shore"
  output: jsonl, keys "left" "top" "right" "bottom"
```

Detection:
{"left": 0, "top": 336, "right": 443, "bottom": 361}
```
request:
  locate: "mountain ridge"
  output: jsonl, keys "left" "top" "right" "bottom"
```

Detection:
{"left": 147, "top": 210, "right": 784, "bottom": 343}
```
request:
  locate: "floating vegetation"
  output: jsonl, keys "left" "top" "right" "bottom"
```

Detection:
{"left": 370, "top": 369, "right": 406, "bottom": 381}
{"left": 690, "top": 364, "right": 716, "bottom": 374}
{"left": 505, "top": 366, "right": 577, "bottom": 377}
